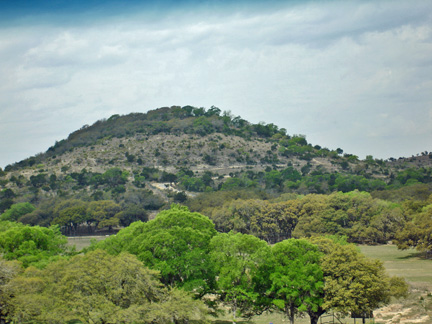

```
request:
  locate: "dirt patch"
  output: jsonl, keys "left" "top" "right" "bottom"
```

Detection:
{"left": 374, "top": 300, "right": 431, "bottom": 324}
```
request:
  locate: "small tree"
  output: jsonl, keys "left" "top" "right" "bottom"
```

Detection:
{"left": 0, "top": 203, "right": 35, "bottom": 222}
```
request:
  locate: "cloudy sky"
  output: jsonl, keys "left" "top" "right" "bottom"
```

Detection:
{"left": 0, "top": 0, "right": 431, "bottom": 168}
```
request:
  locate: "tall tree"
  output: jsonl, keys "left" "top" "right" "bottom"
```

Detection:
{"left": 267, "top": 239, "right": 324, "bottom": 324}
{"left": 309, "top": 236, "right": 408, "bottom": 323}
{"left": 210, "top": 232, "right": 270, "bottom": 320}
{"left": 92, "top": 204, "right": 217, "bottom": 296}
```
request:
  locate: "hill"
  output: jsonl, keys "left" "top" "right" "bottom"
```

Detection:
{"left": 0, "top": 105, "right": 431, "bottom": 234}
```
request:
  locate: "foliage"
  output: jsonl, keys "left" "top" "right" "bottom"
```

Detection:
{"left": 2, "top": 105, "right": 432, "bottom": 250}
{"left": 266, "top": 239, "right": 324, "bottom": 324}
{"left": 0, "top": 221, "right": 70, "bottom": 268}
{"left": 310, "top": 236, "right": 408, "bottom": 320}
{"left": 209, "top": 232, "right": 270, "bottom": 319}
{"left": 91, "top": 205, "right": 217, "bottom": 296}
{"left": 5, "top": 250, "right": 208, "bottom": 324}
{"left": 372, "top": 183, "right": 432, "bottom": 202}
{"left": 0, "top": 203, "right": 35, "bottom": 222}
{"left": 394, "top": 203, "right": 432, "bottom": 254}
{"left": 209, "top": 199, "right": 299, "bottom": 243}
{"left": 0, "top": 258, "right": 22, "bottom": 322}
{"left": 198, "top": 191, "right": 403, "bottom": 244}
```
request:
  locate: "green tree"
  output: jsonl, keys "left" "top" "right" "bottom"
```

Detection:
{"left": 0, "top": 221, "right": 69, "bottom": 268}
{"left": 87, "top": 200, "right": 121, "bottom": 231}
{"left": 210, "top": 232, "right": 270, "bottom": 320}
{"left": 92, "top": 205, "right": 217, "bottom": 296}
{"left": 394, "top": 204, "right": 432, "bottom": 254}
{"left": 267, "top": 239, "right": 324, "bottom": 324}
{"left": 115, "top": 205, "right": 148, "bottom": 227}
{"left": 29, "top": 173, "right": 47, "bottom": 188}
{"left": 257, "top": 201, "right": 299, "bottom": 243}
{"left": 309, "top": 237, "right": 408, "bottom": 322}
{"left": 6, "top": 250, "right": 208, "bottom": 324}
{"left": 102, "top": 167, "right": 128, "bottom": 188}
{"left": 0, "top": 203, "right": 35, "bottom": 222}
{"left": 0, "top": 258, "right": 22, "bottom": 322}
{"left": 51, "top": 199, "right": 89, "bottom": 234}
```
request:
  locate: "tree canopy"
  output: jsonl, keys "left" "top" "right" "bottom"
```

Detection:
{"left": 0, "top": 221, "right": 70, "bottom": 268}
{"left": 4, "top": 250, "right": 208, "bottom": 324}
{"left": 91, "top": 204, "right": 217, "bottom": 295}
{"left": 310, "top": 236, "right": 408, "bottom": 321}
{"left": 266, "top": 239, "right": 324, "bottom": 324}
{"left": 209, "top": 232, "right": 270, "bottom": 319}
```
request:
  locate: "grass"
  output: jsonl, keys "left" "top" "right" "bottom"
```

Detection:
{"left": 359, "top": 244, "right": 432, "bottom": 287}
{"left": 66, "top": 235, "right": 108, "bottom": 251}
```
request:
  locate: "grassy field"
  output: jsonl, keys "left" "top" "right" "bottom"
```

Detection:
{"left": 66, "top": 235, "right": 108, "bottom": 251}
{"left": 66, "top": 237, "right": 432, "bottom": 323}
{"left": 359, "top": 244, "right": 432, "bottom": 287}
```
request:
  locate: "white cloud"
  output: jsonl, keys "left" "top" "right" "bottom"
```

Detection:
{"left": 0, "top": 0, "right": 431, "bottom": 167}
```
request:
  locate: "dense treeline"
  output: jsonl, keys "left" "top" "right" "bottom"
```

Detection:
{"left": 88, "top": 205, "right": 407, "bottom": 324}
{"left": 1, "top": 184, "right": 432, "bottom": 248}
{"left": 187, "top": 189, "right": 432, "bottom": 246}
{"left": 0, "top": 198, "right": 150, "bottom": 236}
{"left": 0, "top": 205, "right": 407, "bottom": 324}
{"left": 1, "top": 160, "right": 431, "bottom": 220}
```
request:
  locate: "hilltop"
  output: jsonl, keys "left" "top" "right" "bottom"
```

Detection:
{"left": 0, "top": 105, "right": 431, "bottom": 232}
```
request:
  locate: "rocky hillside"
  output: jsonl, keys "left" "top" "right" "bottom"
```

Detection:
{"left": 1, "top": 105, "right": 431, "bottom": 219}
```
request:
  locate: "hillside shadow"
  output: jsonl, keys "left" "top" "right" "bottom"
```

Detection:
{"left": 398, "top": 251, "right": 431, "bottom": 260}
{"left": 212, "top": 321, "right": 251, "bottom": 324}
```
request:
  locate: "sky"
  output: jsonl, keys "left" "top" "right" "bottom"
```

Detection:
{"left": 0, "top": 0, "right": 431, "bottom": 168}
